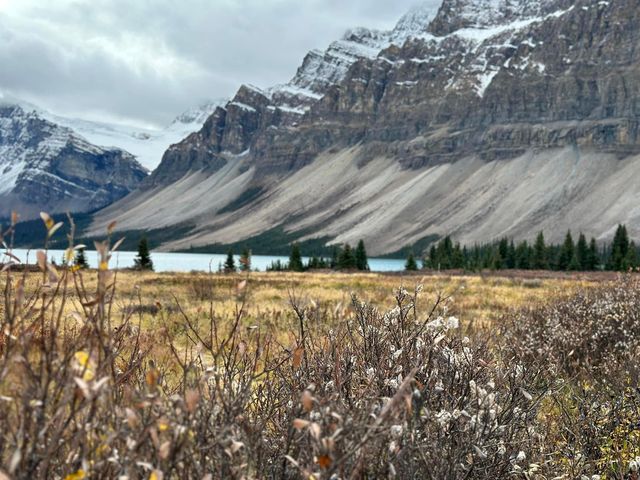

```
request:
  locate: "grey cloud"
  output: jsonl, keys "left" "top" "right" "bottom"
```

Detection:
{"left": 0, "top": 0, "right": 441, "bottom": 127}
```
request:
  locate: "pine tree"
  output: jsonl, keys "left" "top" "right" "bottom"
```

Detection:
{"left": 355, "top": 240, "right": 369, "bottom": 271}
{"left": 223, "top": 250, "right": 236, "bottom": 273}
{"left": 74, "top": 247, "right": 89, "bottom": 270}
{"left": 134, "top": 237, "right": 154, "bottom": 271}
{"left": 288, "top": 244, "right": 304, "bottom": 272}
{"left": 405, "top": 252, "right": 418, "bottom": 271}
{"left": 587, "top": 238, "right": 600, "bottom": 270}
{"left": 436, "top": 237, "right": 454, "bottom": 270}
{"left": 515, "top": 241, "right": 531, "bottom": 269}
{"left": 575, "top": 233, "right": 589, "bottom": 271}
{"left": 338, "top": 244, "right": 357, "bottom": 270}
{"left": 452, "top": 243, "right": 465, "bottom": 269}
{"left": 427, "top": 245, "right": 437, "bottom": 270}
{"left": 533, "top": 232, "right": 548, "bottom": 270}
{"left": 624, "top": 241, "right": 638, "bottom": 270}
{"left": 239, "top": 248, "right": 251, "bottom": 272}
{"left": 610, "top": 224, "right": 630, "bottom": 271}
{"left": 558, "top": 231, "right": 575, "bottom": 271}
{"left": 330, "top": 246, "right": 340, "bottom": 269}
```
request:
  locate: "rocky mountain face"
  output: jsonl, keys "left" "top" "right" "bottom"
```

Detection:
{"left": 38, "top": 100, "right": 224, "bottom": 171}
{"left": 94, "top": 0, "right": 640, "bottom": 254}
{"left": 0, "top": 104, "right": 148, "bottom": 219}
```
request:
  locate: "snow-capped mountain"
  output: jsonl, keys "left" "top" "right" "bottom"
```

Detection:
{"left": 94, "top": 0, "right": 640, "bottom": 254}
{"left": 0, "top": 102, "right": 147, "bottom": 219}
{"left": 41, "top": 101, "right": 224, "bottom": 171}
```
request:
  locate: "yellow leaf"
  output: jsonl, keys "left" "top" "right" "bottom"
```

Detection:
{"left": 74, "top": 351, "right": 90, "bottom": 368}
{"left": 157, "top": 418, "right": 170, "bottom": 432}
{"left": 99, "top": 261, "right": 109, "bottom": 271}
{"left": 74, "top": 351, "right": 95, "bottom": 381}
{"left": 64, "top": 470, "right": 86, "bottom": 480}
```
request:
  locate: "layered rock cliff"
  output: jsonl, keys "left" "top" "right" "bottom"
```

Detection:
{"left": 93, "top": 0, "right": 640, "bottom": 253}
{"left": 0, "top": 104, "right": 148, "bottom": 219}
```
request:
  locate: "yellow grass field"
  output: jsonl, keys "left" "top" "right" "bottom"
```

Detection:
{"left": 10, "top": 269, "right": 599, "bottom": 334}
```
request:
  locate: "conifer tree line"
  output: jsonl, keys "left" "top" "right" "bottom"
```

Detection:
{"left": 266, "top": 240, "right": 370, "bottom": 272}
{"left": 420, "top": 225, "right": 638, "bottom": 272}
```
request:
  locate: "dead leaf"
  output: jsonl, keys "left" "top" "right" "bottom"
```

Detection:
{"left": 111, "top": 237, "right": 126, "bottom": 253}
{"left": 309, "top": 422, "right": 321, "bottom": 440}
{"left": 317, "top": 454, "right": 332, "bottom": 469}
{"left": 159, "top": 441, "right": 171, "bottom": 460}
{"left": 301, "top": 390, "right": 313, "bottom": 412}
{"left": 185, "top": 389, "right": 200, "bottom": 413}
{"left": 292, "top": 347, "right": 304, "bottom": 370}
{"left": 146, "top": 368, "right": 160, "bottom": 389}
{"left": 36, "top": 251, "right": 46, "bottom": 271}
{"left": 292, "top": 419, "right": 309, "bottom": 430}
{"left": 48, "top": 222, "right": 64, "bottom": 238}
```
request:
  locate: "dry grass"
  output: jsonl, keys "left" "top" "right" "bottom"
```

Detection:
{"left": 15, "top": 269, "right": 595, "bottom": 335}
{"left": 1, "top": 225, "right": 633, "bottom": 479}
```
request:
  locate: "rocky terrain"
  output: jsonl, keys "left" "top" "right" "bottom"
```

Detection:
{"left": 92, "top": 0, "right": 640, "bottom": 254}
{"left": 0, "top": 104, "right": 148, "bottom": 220}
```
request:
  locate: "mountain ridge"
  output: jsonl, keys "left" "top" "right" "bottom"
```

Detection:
{"left": 91, "top": 0, "right": 640, "bottom": 254}
{"left": 0, "top": 104, "right": 148, "bottom": 220}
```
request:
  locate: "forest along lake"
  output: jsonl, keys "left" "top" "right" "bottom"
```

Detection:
{"left": 8, "top": 249, "right": 415, "bottom": 273}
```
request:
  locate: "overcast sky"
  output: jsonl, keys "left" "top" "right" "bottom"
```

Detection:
{"left": 0, "top": 0, "right": 436, "bottom": 128}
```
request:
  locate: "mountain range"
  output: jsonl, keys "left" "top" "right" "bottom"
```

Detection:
{"left": 4, "top": 0, "right": 640, "bottom": 255}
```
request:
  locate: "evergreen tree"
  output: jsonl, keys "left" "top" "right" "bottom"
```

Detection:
{"left": 338, "top": 244, "right": 357, "bottom": 270}
{"left": 355, "top": 240, "right": 369, "bottom": 271}
{"left": 74, "top": 247, "right": 89, "bottom": 270}
{"left": 267, "top": 260, "right": 284, "bottom": 272}
{"left": 288, "top": 244, "right": 304, "bottom": 272}
{"left": 610, "top": 224, "right": 630, "bottom": 271}
{"left": 134, "top": 237, "right": 154, "bottom": 271}
{"left": 624, "top": 241, "right": 638, "bottom": 270}
{"left": 575, "top": 233, "right": 589, "bottom": 271}
{"left": 239, "top": 248, "right": 252, "bottom": 272}
{"left": 489, "top": 249, "right": 502, "bottom": 271}
{"left": 515, "top": 241, "right": 531, "bottom": 269}
{"left": 452, "top": 243, "right": 465, "bottom": 269}
{"left": 587, "top": 238, "right": 600, "bottom": 270}
{"left": 427, "top": 245, "right": 437, "bottom": 270}
{"left": 533, "top": 232, "right": 548, "bottom": 270}
{"left": 436, "top": 236, "right": 454, "bottom": 270}
{"left": 330, "top": 246, "right": 340, "bottom": 269}
{"left": 405, "top": 252, "right": 418, "bottom": 271}
{"left": 307, "top": 256, "right": 327, "bottom": 270}
{"left": 223, "top": 250, "right": 236, "bottom": 273}
{"left": 498, "top": 238, "right": 509, "bottom": 270}
{"left": 558, "top": 231, "right": 575, "bottom": 271}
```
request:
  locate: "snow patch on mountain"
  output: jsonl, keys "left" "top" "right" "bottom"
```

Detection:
{"left": 43, "top": 101, "right": 224, "bottom": 170}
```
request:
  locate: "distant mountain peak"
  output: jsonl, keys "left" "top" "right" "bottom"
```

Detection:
{"left": 170, "top": 100, "right": 226, "bottom": 127}
{"left": 428, "top": 0, "right": 561, "bottom": 35}
{"left": 392, "top": 2, "right": 439, "bottom": 39}
{"left": 0, "top": 103, "right": 147, "bottom": 219}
